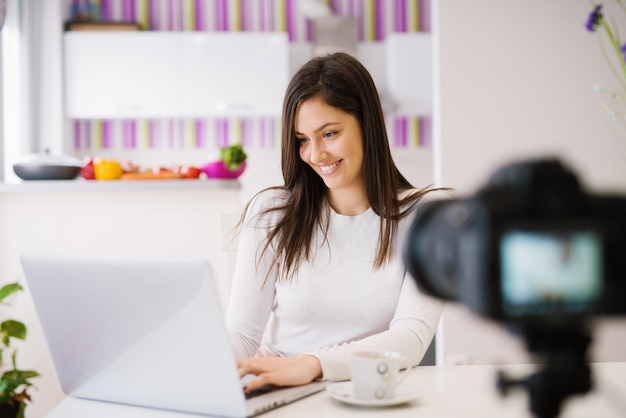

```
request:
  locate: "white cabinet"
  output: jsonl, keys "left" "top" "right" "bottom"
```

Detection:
{"left": 64, "top": 32, "right": 179, "bottom": 118}
{"left": 64, "top": 32, "right": 289, "bottom": 119}
{"left": 178, "top": 34, "right": 288, "bottom": 117}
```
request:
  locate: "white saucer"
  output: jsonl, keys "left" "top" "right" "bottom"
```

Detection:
{"left": 326, "top": 381, "right": 420, "bottom": 407}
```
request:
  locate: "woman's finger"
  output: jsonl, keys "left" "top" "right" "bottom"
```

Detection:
{"left": 238, "top": 357, "right": 271, "bottom": 377}
{"left": 237, "top": 356, "right": 322, "bottom": 390}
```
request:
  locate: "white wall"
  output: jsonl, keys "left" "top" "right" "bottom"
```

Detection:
{"left": 435, "top": 0, "right": 626, "bottom": 364}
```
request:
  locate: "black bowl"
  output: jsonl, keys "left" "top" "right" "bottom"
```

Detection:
{"left": 13, "top": 164, "right": 81, "bottom": 180}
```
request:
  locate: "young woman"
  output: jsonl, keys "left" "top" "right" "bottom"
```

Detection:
{"left": 226, "top": 52, "right": 445, "bottom": 392}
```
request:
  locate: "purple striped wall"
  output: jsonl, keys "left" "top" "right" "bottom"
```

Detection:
{"left": 68, "top": 0, "right": 432, "bottom": 152}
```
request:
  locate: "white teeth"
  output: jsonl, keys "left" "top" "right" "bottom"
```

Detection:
{"left": 320, "top": 162, "right": 339, "bottom": 174}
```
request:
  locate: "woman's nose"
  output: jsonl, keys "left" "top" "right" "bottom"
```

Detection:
{"left": 309, "top": 139, "right": 327, "bottom": 163}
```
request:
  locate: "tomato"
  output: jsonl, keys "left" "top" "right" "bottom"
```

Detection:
{"left": 172, "top": 165, "right": 201, "bottom": 179}
{"left": 178, "top": 166, "right": 202, "bottom": 179}
{"left": 80, "top": 158, "right": 96, "bottom": 180}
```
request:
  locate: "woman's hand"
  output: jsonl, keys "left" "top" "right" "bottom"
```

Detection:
{"left": 237, "top": 355, "right": 323, "bottom": 392}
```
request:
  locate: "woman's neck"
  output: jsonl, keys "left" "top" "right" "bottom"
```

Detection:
{"left": 327, "top": 189, "right": 370, "bottom": 216}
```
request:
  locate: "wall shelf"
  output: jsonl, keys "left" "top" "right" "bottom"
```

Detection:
{"left": 0, "top": 178, "right": 241, "bottom": 194}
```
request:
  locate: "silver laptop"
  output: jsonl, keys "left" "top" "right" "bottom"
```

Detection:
{"left": 20, "top": 252, "right": 325, "bottom": 418}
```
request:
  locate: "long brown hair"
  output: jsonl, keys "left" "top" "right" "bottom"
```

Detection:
{"left": 241, "top": 52, "right": 435, "bottom": 282}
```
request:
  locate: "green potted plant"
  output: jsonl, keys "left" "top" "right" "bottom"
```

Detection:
{"left": 0, "top": 282, "right": 39, "bottom": 418}
{"left": 200, "top": 144, "right": 248, "bottom": 179}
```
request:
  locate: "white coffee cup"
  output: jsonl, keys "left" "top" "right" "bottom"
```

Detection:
{"left": 349, "top": 351, "right": 411, "bottom": 400}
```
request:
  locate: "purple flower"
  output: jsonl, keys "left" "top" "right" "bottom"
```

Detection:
{"left": 585, "top": 4, "right": 603, "bottom": 32}
{"left": 622, "top": 43, "right": 626, "bottom": 62}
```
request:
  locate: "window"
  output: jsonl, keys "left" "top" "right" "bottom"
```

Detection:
{"left": 0, "top": 0, "right": 58, "bottom": 183}
{"left": 1, "top": 0, "right": 28, "bottom": 182}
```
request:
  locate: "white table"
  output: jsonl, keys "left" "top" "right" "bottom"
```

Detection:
{"left": 46, "top": 363, "right": 626, "bottom": 418}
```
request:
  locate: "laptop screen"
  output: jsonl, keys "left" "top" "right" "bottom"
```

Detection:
{"left": 21, "top": 252, "right": 248, "bottom": 418}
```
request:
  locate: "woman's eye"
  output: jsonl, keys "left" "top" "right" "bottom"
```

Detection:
{"left": 296, "top": 136, "right": 309, "bottom": 145}
{"left": 323, "top": 131, "right": 337, "bottom": 139}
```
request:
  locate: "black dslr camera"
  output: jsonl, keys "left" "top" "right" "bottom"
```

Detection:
{"left": 403, "top": 158, "right": 626, "bottom": 418}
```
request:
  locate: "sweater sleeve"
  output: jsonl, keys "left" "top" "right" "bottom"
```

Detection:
{"left": 304, "top": 263, "right": 445, "bottom": 382}
{"left": 225, "top": 192, "right": 278, "bottom": 360}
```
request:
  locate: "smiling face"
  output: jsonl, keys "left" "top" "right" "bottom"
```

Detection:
{"left": 295, "top": 97, "right": 367, "bottom": 212}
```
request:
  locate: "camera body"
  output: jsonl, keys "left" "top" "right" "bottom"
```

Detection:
{"left": 403, "top": 158, "right": 626, "bottom": 326}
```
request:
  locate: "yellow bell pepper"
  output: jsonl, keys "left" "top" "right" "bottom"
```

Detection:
{"left": 93, "top": 159, "right": 123, "bottom": 180}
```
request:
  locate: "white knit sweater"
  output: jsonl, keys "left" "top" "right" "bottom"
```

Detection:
{"left": 225, "top": 189, "right": 444, "bottom": 382}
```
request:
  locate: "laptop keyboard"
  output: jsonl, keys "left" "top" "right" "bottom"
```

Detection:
{"left": 244, "top": 384, "right": 280, "bottom": 400}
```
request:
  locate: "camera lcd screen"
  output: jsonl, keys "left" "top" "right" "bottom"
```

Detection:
{"left": 500, "top": 229, "right": 603, "bottom": 316}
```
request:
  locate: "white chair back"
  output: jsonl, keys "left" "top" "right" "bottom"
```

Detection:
{"left": 219, "top": 213, "right": 240, "bottom": 311}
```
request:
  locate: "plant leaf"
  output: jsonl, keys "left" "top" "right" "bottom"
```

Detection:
{"left": 17, "top": 371, "right": 39, "bottom": 380}
{"left": 1, "top": 321, "right": 27, "bottom": 342}
{"left": 0, "top": 370, "right": 25, "bottom": 397}
{"left": 0, "top": 283, "right": 22, "bottom": 304}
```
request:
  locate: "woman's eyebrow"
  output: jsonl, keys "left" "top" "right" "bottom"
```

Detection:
{"left": 295, "top": 122, "right": 340, "bottom": 135}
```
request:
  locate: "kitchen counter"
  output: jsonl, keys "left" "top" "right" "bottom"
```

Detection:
{"left": 0, "top": 178, "right": 241, "bottom": 194}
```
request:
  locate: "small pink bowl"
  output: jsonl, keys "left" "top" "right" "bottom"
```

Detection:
{"left": 200, "top": 160, "right": 247, "bottom": 179}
